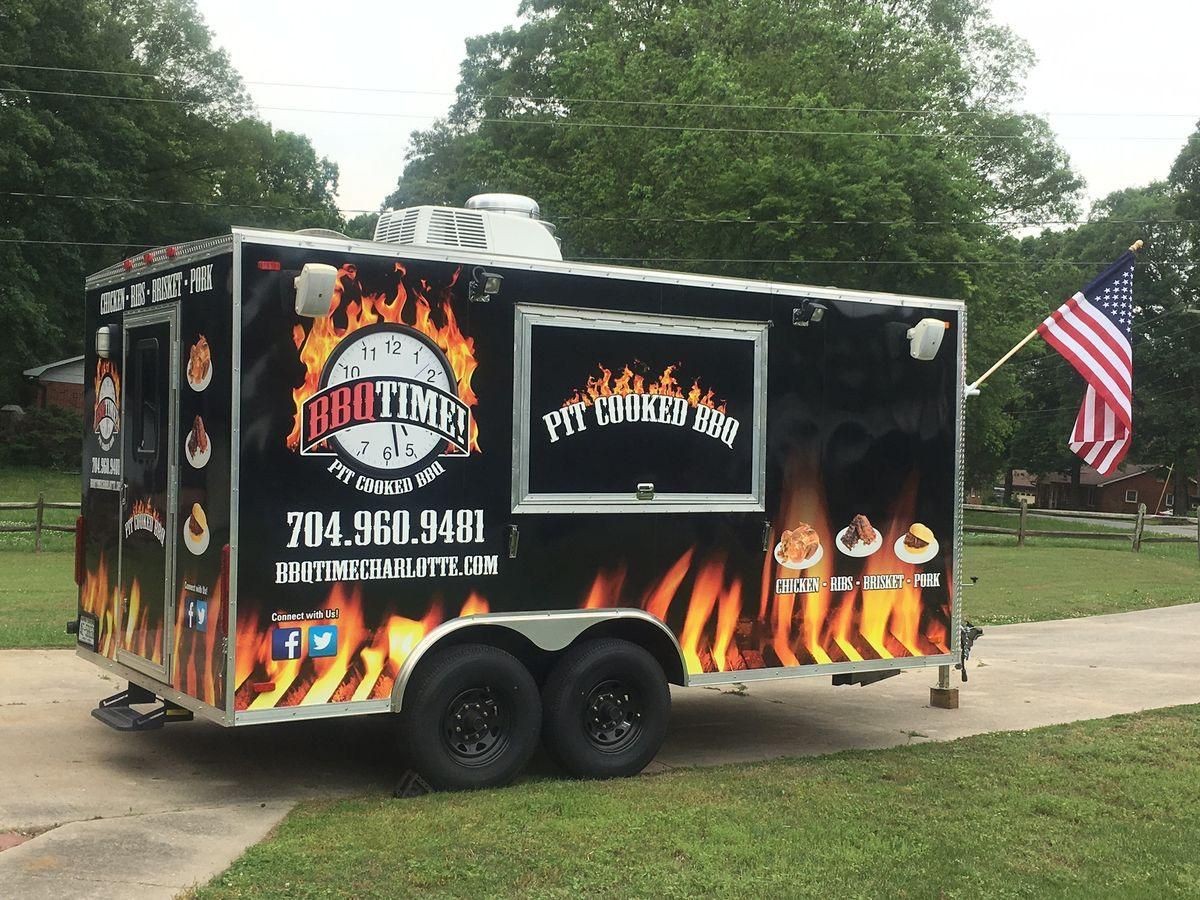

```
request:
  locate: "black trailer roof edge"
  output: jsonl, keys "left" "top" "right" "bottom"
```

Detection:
{"left": 230, "top": 225, "right": 967, "bottom": 312}
{"left": 85, "top": 234, "right": 235, "bottom": 289}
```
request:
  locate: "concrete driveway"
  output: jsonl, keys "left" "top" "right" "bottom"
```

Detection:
{"left": 3, "top": 602, "right": 1199, "bottom": 898}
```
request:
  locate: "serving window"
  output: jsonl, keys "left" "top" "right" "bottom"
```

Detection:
{"left": 512, "top": 305, "right": 768, "bottom": 513}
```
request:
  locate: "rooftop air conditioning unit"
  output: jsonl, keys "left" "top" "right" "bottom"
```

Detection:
{"left": 373, "top": 193, "right": 562, "bottom": 260}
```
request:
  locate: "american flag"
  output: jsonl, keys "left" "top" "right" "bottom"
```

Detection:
{"left": 1037, "top": 251, "right": 1136, "bottom": 476}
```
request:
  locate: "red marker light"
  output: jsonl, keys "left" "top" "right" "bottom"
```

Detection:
{"left": 257, "top": 260, "right": 282, "bottom": 271}
{"left": 143, "top": 252, "right": 155, "bottom": 265}
{"left": 122, "top": 259, "right": 134, "bottom": 272}
{"left": 165, "top": 246, "right": 177, "bottom": 259}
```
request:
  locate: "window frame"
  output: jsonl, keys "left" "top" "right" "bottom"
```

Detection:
{"left": 511, "top": 304, "right": 769, "bottom": 514}
{"left": 1124, "top": 488, "right": 1138, "bottom": 504}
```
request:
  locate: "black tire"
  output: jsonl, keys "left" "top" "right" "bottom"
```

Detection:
{"left": 542, "top": 638, "right": 670, "bottom": 779}
{"left": 399, "top": 643, "right": 541, "bottom": 791}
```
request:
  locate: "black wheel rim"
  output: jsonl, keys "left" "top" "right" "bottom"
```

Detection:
{"left": 442, "top": 687, "right": 509, "bottom": 767}
{"left": 583, "top": 679, "right": 643, "bottom": 753}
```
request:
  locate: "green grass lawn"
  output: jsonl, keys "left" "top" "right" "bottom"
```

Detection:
{"left": 0, "top": 467, "right": 80, "bottom": 648}
{"left": 195, "top": 705, "right": 1200, "bottom": 899}
{"left": 0, "top": 550, "right": 76, "bottom": 648}
{"left": 963, "top": 543, "right": 1200, "bottom": 625}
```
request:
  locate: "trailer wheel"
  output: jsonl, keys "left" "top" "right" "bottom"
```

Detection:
{"left": 542, "top": 638, "right": 670, "bottom": 779}
{"left": 399, "top": 643, "right": 540, "bottom": 791}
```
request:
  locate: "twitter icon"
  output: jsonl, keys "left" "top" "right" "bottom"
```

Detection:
{"left": 308, "top": 625, "right": 338, "bottom": 658}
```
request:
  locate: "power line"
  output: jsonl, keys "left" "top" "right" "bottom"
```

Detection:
{"left": 1, "top": 86, "right": 1192, "bottom": 142}
{"left": 559, "top": 213, "right": 1196, "bottom": 227}
{"left": 573, "top": 257, "right": 1118, "bottom": 266}
{"left": 0, "top": 236, "right": 1149, "bottom": 267}
{"left": 0, "top": 238, "right": 153, "bottom": 248}
{"left": 3, "top": 63, "right": 1197, "bottom": 120}
{"left": 4, "top": 190, "right": 344, "bottom": 215}
{"left": 9, "top": 190, "right": 1200, "bottom": 229}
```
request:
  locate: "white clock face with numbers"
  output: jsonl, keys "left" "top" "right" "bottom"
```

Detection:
{"left": 321, "top": 324, "right": 457, "bottom": 475}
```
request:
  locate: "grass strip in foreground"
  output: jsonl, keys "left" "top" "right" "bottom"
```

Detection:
{"left": 196, "top": 705, "right": 1200, "bottom": 899}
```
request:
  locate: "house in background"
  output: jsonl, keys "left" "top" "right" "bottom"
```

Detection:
{"left": 1009, "top": 469, "right": 1037, "bottom": 507}
{"left": 23, "top": 355, "right": 85, "bottom": 412}
{"left": 1033, "top": 464, "right": 1197, "bottom": 514}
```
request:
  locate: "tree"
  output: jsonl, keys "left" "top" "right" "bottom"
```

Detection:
{"left": 345, "top": 212, "right": 380, "bottom": 240}
{"left": 385, "top": 0, "right": 1081, "bottom": 488}
{"left": 0, "top": 0, "right": 344, "bottom": 401}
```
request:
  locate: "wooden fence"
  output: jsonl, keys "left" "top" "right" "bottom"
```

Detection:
{"left": 4, "top": 495, "right": 1198, "bottom": 557}
{"left": 965, "top": 502, "right": 1200, "bottom": 558}
{"left": 0, "top": 494, "right": 80, "bottom": 552}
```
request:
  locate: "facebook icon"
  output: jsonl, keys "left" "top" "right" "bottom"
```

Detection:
{"left": 271, "top": 627, "right": 302, "bottom": 661}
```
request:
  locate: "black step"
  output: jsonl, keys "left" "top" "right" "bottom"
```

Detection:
{"left": 92, "top": 703, "right": 166, "bottom": 731}
{"left": 92, "top": 684, "right": 194, "bottom": 731}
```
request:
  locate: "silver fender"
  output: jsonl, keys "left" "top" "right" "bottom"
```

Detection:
{"left": 390, "top": 608, "right": 688, "bottom": 711}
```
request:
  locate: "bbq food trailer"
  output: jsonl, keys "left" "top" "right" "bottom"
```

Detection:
{"left": 74, "top": 195, "right": 968, "bottom": 789}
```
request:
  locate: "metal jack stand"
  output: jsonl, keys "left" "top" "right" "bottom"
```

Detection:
{"left": 931, "top": 622, "right": 984, "bottom": 709}
{"left": 930, "top": 666, "right": 958, "bottom": 709}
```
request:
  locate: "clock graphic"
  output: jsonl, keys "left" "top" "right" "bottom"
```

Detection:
{"left": 317, "top": 322, "right": 463, "bottom": 477}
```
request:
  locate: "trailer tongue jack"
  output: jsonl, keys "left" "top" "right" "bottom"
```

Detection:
{"left": 92, "top": 683, "right": 194, "bottom": 732}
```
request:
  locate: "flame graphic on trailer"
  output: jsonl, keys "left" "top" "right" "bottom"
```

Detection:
{"left": 571, "top": 471, "right": 950, "bottom": 676}
{"left": 564, "top": 362, "right": 728, "bottom": 414}
{"left": 233, "top": 592, "right": 488, "bottom": 711}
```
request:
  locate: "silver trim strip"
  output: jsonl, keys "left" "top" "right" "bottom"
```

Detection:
{"left": 225, "top": 236, "right": 244, "bottom": 726}
{"left": 952, "top": 306, "right": 966, "bottom": 655}
{"left": 234, "top": 699, "right": 392, "bottom": 726}
{"left": 689, "top": 652, "right": 956, "bottom": 687}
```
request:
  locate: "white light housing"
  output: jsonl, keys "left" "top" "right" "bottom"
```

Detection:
{"left": 95, "top": 325, "right": 116, "bottom": 359}
{"left": 294, "top": 263, "right": 339, "bottom": 317}
{"left": 907, "top": 318, "right": 950, "bottom": 361}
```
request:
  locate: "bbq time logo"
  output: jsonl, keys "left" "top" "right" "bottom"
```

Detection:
{"left": 300, "top": 323, "right": 471, "bottom": 495}
{"left": 93, "top": 362, "right": 120, "bottom": 451}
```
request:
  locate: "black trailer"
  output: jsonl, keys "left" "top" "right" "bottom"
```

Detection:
{"left": 75, "top": 198, "right": 966, "bottom": 789}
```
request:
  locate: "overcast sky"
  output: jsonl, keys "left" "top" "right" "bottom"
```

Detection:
{"left": 195, "top": 0, "right": 1200, "bottom": 219}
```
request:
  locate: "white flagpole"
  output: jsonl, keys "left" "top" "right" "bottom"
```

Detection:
{"left": 965, "top": 240, "right": 1143, "bottom": 398}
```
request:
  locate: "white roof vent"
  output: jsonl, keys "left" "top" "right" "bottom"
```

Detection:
{"left": 374, "top": 196, "right": 561, "bottom": 260}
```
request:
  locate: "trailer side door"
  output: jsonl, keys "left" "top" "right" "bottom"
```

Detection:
{"left": 117, "top": 310, "right": 178, "bottom": 678}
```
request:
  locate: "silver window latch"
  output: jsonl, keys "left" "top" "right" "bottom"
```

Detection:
{"left": 636, "top": 483, "right": 655, "bottom": 501}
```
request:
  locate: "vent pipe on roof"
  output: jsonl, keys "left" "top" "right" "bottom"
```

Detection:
{"left": 465, "top": 194, "right": 541, "bottom": 220}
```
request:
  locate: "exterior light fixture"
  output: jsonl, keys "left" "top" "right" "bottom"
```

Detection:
{"left": 793, "top": 300, "right": 827, "bottom": 327}
{"left": 470, "top": 267, "right": 503, "bottom": 302}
